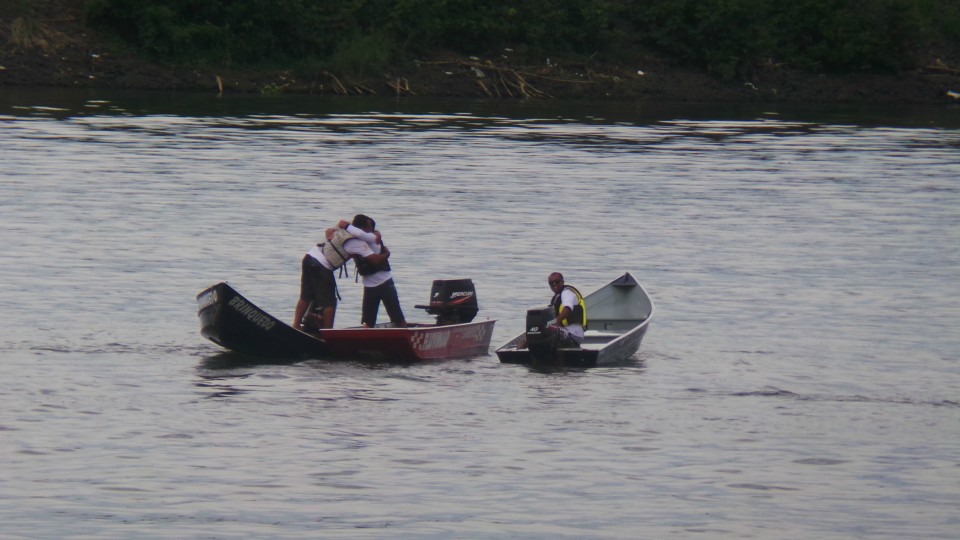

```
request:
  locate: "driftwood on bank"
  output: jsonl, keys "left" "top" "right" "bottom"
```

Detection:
{"left": 205, "top": 51, "right": 959, "bottom": 100}
{"left": 386, "top": 77, "right": 415, "bottom": 96}
{"left": 312, "top": 58, "right": 590, "bottom": 98}
{"left": 414, "top": 58, "right": 594, "bottom": 99}
{"left": 417, "top": 60, "right": 592, "bottom": 99}
{"left": 924, "top": 59, "right": 960, "bottom": 75}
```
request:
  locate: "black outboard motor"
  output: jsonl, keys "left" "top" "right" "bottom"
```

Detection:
{"left": 415, "top": 279, "right": 479, "bottom": 325}
{"left": 525, "top": 305, "right": 559, "bottom": 361}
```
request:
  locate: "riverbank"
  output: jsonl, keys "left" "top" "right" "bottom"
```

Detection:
{"left": 2, "top": 3, "right": 959, "bottom": 104}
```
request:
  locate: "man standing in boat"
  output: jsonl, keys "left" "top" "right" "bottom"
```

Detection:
{"left": 293, "top": 216, "right": 390, "bottom": 331}
{"left": 548, "top": 272, "right": 586, "bottom": 347}
{"left": 346, "top": 216, "right": 407, "bottom": 328}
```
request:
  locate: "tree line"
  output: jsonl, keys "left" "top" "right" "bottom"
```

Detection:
{"left": 77, "top": 0, "right": 959, "bottom": 78}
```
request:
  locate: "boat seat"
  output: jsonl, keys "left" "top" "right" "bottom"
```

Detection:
{"left": 581, "top": 330, "right": 620, "bottom": 345}
{"left": 587, "top": 318, "right": 645, "bottom": 333}
{"left": 584, "top": 330, "right": 621, "bottom": 337}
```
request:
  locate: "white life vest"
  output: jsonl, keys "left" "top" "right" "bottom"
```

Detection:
{"left": 321, "top": 228, "right": 356, "bottom": 270}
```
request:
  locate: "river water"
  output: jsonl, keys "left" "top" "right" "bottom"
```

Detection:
{"left": 1, "top": 88, "right": 958, "bottom": 539}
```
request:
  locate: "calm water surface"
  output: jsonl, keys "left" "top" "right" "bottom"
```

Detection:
{"left": 1, "top": 89, "right": 958, "bottom": 539}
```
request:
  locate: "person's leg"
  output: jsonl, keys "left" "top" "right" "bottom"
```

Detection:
{"left": 548, "top": 325, "right": 581, "bottom": 348}
{"left": 379, "top": 279, "right": 406, "bottom": 326}
{"left": 361, "top": 286, "right": 381, "bottom": 327}
{"left": 313, "top": 264, "right": 338, "bottom": 329}
{"left": 294, "top": 298, "right": 309, "bottom": 329}
{"left": 294, "top": 255, "right": 314, "bottom": 329}
{"left": 557, "top": 327, "right": 581, "bottom": 348}
{"left": 321, "top": 306, "right": 336, "bottom": 329}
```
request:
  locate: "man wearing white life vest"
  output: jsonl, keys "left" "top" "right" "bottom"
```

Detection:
{"left": 293, "top": 215, "right": 390, "bottom": 331}
{"left": 547, "top": 272, "right": 586, "bottom": 346}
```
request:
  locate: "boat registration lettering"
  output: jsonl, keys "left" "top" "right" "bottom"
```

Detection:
{"left": 420, "top": 330, "right": 451, "bottom": 350}
{"left": 228, "top": 296, "right": 276, "bottom": 331}
{"left": 454, "top": 324, "right": 488, "bottom": 345}
{"left": 466, "top": 324, "right": 488, "bottom": 343}
{"left": 197, "top": 289, "right": 218, "bottom": 312}
{"left": 416, "top": 324, "right": 488, "bottom": 352}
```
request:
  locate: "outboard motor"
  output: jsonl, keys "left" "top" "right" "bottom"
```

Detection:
{"left": 415, "top": 279, "right": 479, "bottom": 325}
{"left": 525, "top": 305, "right": 559, "bottom": 361}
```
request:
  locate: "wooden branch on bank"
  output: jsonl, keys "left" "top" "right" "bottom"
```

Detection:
{"left": 463, "top": 60, "right": 551, "bottom": 98}
{"left": 419, "top": 58, "right": 555, "bottom": 98}
{"left": 496, "top": 71, "right": 514, "bottom": 97}
{"left": 925, "top": 62, "right": 960, "bottom": 75}
{"left": 386, "top": 78, "right": 415, "bottom": 96}
{"left": 515, "top": 71, "right": 595, "bottom": 84}
{"left": 477, "top": 79, "right": 493, "bottom": 97}
{"left": 323, "top": 72, "right": 349, "bottom": 95}
{"left": 514, "top": 72, "right": 549, "bottom": 98}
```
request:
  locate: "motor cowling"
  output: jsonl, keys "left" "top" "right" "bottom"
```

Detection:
{"left": 524, "top": 306, "right": 558, "bottom": 355}
{"left": 416, "top": 279, "right": 479, "bottom": 325}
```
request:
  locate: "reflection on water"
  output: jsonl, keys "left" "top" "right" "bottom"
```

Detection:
{"left": 0, "top": 91, "right": 958, "bottom": 539}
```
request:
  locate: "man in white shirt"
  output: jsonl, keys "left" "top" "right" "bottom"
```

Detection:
{"left": 345, "top": 216, "right": 407, "bottom": 328}
{"left": 547, "top": 272, "right": 586, "bottom": 346}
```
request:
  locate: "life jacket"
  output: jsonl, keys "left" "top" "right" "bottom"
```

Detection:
{"left": 319, "top": 228, "right": 356, "bottom": 270}
{"left": 552, "top": 285, "right": 587, "bottom": 329}
{"left": 354, "top": 243, "right": 391, "bottom": 276}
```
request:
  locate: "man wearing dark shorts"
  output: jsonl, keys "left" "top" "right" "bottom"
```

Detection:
{"left": 298, "top": 254, "right": 337, "bottom": 324}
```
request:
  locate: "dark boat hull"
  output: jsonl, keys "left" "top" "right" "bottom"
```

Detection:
{"left": 197, "top": 282, "right": 327, "bottom": 359}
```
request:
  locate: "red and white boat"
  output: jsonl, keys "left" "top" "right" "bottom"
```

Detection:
{"left": 319, "top": 320, "right": 494, "bottom": 362}
{"left": 197, "top": 278, "right": 495, "bottom": 362}
{"left": 319, "top": 278, "right": 494, "bottom": 361}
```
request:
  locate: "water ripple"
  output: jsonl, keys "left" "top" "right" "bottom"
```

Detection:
{"left": 0, "top": 99, "right": 957, "bottom": 539}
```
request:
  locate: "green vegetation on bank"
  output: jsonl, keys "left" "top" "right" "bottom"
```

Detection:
{"left": 21, "top": 0, "right": 960, "bottom": 79}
